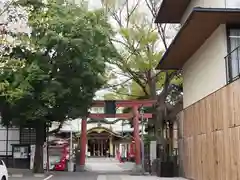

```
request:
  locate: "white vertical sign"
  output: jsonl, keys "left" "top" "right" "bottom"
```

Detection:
{"left": 43, "top": 143, "right": 48, "bottom": 170}
{"left": 150, "top": 141, "right": 156, "bottom": 164}
{"left": 30, "top": 144, "right": 48, "bottom": 170}
{"left": 30, "top": 145, "right": 35, "bottom": 170}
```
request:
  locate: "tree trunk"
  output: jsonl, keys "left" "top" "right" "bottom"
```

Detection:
{"left": 146, "top": 69, "right": 166, "bottom": 160}
{"left": 155, "top": 95, "right": 167, "bottom": 158}
{"left": 147, "top": 70, "right": 157, "bottom": 136}
{"left": 33, "top": 120, "right": 45, "bottom": 173}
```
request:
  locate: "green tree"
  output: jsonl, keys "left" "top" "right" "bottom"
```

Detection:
{"left": 101, "top": 0, "right": 183, "bottom": 160}
{"left": 0, "top": 0, "right": 116, "bottom": 173}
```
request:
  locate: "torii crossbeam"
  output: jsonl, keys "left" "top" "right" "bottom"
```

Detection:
{"left": 78, "top": 99, "right": 156, "bottom": 171}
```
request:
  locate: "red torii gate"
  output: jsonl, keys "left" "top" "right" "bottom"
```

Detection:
{"left": 79, "top": 99, "right": 156, "bottom": 170}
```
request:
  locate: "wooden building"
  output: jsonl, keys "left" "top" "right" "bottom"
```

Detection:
{"left": 156, "top": 0, "right": 240, "bottom": 179}
{"left": 50, "top": 121, "right": 134, "bottom": 159}
{"left": 87, "top": 126, "right": 132, "bottom": 157}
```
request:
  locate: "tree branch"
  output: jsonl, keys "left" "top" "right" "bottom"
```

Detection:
{"left": 110, "top": 90, "right": 145, "bottom": 97}
{"left": 126, "top": 0, "right": 140, "bottom": 27}
{"left": 0, "top": 1, "right": 13, "bottom": 16}
{"left": 108, "top": 41, "right": 149, "bottom": 96}
{"left": 166, "top": 96, "right": 183, "bottom": 121}
{"left": 48, "top": 121, "right": 64, "bottom": 134}
{"left": 145, "top": 0, "right": 168, "bottom": 50}
{"left": 102, "top": 77, "right": 132, "bottom": 89}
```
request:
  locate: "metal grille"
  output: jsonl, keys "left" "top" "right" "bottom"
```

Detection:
{"left": 20, "top": 128, "right": 36, "bottom": 144}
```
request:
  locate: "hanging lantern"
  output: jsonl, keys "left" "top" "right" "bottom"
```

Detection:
{"left": 104, "top": 100, "right": 116, "bottom": 115}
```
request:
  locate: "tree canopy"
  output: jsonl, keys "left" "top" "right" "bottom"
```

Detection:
{"left": 101, "top": 0, "right": 183, "bottom": 159}
{"left": 0, "top": 0, "right": 117, "bottom": 172}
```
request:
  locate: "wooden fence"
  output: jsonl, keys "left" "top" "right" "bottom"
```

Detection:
{"left": 180, "top": 79, "right": 240, "bottom": 180}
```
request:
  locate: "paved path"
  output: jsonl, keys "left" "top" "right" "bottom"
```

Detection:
{"left": 8, "top": 158, "right": 188, "bottom": 180}
{"left": 9, "top": 173, "right": 188, "bottom": 180}
{"left": 95, "top": 175, "right": 188, "bottom": 180}
{"left": 96, "top": 175, "right": 188, "bottom": 180}
{"left": 85, "top": 158, "right": 133, "bottom": 173}
{"left": 8, "top": 172, "right": 188, "bottom": 180}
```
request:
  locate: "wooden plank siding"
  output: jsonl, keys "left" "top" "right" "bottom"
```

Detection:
{"left": 180, "top": 80, "right": 240, "bottom": 180}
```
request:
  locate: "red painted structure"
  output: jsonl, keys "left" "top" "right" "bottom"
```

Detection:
{"left": 127, "top": 141, "right": 135, "bottom": 161}
{"left": 48, "top": 143, "right": 69, "bottom": 171}
{"left": 79, "top": 100, "right": 156, "bottom": 168}
{"left": 79, "top": 118, "right": 87, "bottom": 167}
{"left": 89, "top": 113, "right": 152, "bottom": 119}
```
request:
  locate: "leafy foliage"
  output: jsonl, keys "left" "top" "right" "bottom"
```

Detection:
{"left": 0, "top": 0, "right": 117, "bottom": 172}
{"left": 101, "top": 0, "right": 183, "bottom": 160}
{"left": 102, "top": 0, "right": 181, "bottom": 98}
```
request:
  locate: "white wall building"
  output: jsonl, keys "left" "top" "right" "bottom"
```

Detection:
{"left": 0, "top": 121, "right": 19, "bottom": 156}
{"left": 156, "top": 0, "right": 240, "bottom": 179}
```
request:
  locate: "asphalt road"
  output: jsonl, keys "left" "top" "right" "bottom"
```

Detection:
{"left": 49, "top": 172, "right": 131, "bottom": 180}
{"left": 50, "top": 172, "right": 98, "bottom": 180}
{"left": 9, "top": 172, "right": 98, "bottom": 180}
{"left": 8, "top": 173, "right": 131, "bottom": 180}
{"left": 8, "top": 173, "right": 188, "bottom": 180}
{"left": 8, "top": 158, "right": 135, "bottom": 180}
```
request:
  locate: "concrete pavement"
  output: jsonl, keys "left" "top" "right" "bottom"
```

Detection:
{"left": 8, "top": 158, "right": 188, "bottom": 180}
{"left": 96, "top": 175, "right": 188, "bottom": 180}
{"left": 9, "top": 174, "right": 188, "bottom": 180}
{"left": 85, "top": 157, "right": 133, "bottom": 173}
{"left": 49, "top": 172, "right": 97, "bottom": 180}
{"left": 9, "top": 173, "right": 188, "bottom": 180}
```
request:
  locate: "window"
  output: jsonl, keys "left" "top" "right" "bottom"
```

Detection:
{"left": 226, "top": 27, "right": 240, "bottom": 83}
{"left": 20, "top": 128, "right": 36, "bottom": 144}
{"left": 226, "top": 0, "right": 240, "bottom": 8}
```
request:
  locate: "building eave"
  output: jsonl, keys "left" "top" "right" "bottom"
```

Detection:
{"left": 155, "top": 0, "right": 191, "bottom": 23}
{"left": 86, "top": 126, "right": 122, "bottom": 138}
{"left": 156, "top": 8, "right": 240, "bottom": 70}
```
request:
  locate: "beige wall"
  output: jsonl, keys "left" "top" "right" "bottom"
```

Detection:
{"left": 180, "top": 0, "right": 240, "bottom": 24}
{"left": 182, "top": 25, "right": 228, "bottom": 108}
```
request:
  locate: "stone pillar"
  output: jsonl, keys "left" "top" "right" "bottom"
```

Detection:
{"left": 113, "top": 144, "right": 116, "bottom": 156}
{"left": 119, "top": 143, "right": 122, "bottom": 155}
{"left": 109, "top": 136, "right": 113, "bottom": 157}
{"left": 98, "top": 140, "right": 100, "bottom": 156}
{"left": 101, "top": 140, "right": 103, "bottom": 156}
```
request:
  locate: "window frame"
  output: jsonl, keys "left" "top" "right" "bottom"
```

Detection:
{"left": 226, "top": 24, "right": 240, "bottom": 83}
{"left": 0, "top": 160, "right": 4, "bottom": 166}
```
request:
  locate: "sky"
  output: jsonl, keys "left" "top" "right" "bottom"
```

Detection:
{"left": 88, "top": 0, "right": 102, "bottom": 9}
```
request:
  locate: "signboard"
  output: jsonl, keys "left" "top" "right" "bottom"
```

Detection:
{"left": 13, "top": 146, "right": 28, "bottom": 159}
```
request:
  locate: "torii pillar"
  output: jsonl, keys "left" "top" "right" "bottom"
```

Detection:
{"left": 77, "top": 100, "right": 155, "bottom": 172}
{"left": 76, "top": 118, "right": 87, "bottom": 171}
{"left": 133, "top": 105, "right": 142, "bottom": 171}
